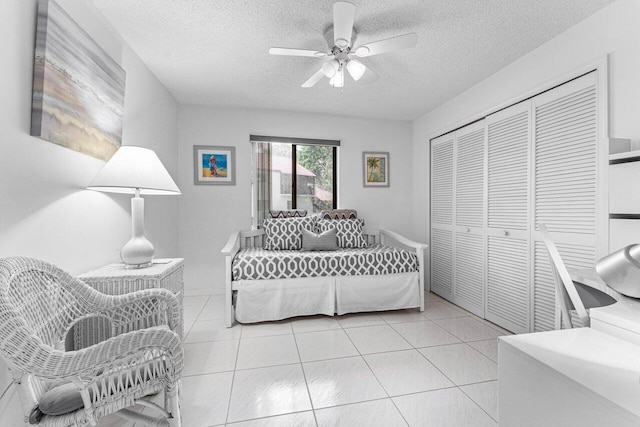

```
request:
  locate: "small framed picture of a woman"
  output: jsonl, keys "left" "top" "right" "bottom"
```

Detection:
{"left": 193, "top": 145, "right": 236, "bottom": 185}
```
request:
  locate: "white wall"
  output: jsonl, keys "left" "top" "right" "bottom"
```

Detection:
{"left": 177, "top": 106, "right": 413, "bottom": 295}
{"left": 411, "top": 0, "right": 640, "bottom": 286}
{"left": 0, "top": 0, "right": 179, "bottom": 423}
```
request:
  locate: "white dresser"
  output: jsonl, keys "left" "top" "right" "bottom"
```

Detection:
{"left": 499, "top": 275, "right": 640, "bottom": 426}
{"left": 590, "top": 296, "right": 640, "bottom": 346}
{"left": 499, "top": 327, "right": 640, "bottom": 426}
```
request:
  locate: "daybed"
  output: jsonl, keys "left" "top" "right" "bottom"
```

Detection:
{"left": 221, "top": 212, "right": 427, "bottom": 327}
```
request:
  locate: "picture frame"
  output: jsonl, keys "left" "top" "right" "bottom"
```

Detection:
{"left": 363, "top": 151, "right": 390, "bottom": 187}
{"left": 193, "top": 145, "right": 236, "bottom": 185}
{"left": 31, "top": 0, "right": 126, "bottom": 162}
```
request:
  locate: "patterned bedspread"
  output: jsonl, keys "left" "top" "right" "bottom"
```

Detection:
{"left": 232, "top": 244, "right": 418, "bottom": 281}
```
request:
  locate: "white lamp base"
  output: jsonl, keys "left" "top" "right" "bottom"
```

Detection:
{"left": 121, "top": 194, "right": 155, "bottom": 268}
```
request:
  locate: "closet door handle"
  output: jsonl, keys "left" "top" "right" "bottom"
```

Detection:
{"left": 466, "top": 227, "right": 471, "bottom": 233}
{"left": 502, "top": 230, "right": 510, "bottom": 237}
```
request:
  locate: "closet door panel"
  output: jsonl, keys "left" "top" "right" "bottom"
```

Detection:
{"left": 453, "top": 121, "right": 486, "bottom": 316}
{"left": 486, "top": 235, "right": 529, "bottom": 333}
{"left": 456, "top": 123, "right": 485, "bottom": 228}
{"left": 455, "top": 232, "right": 484, "bottom": 316}
{"left": 534, "top": 74, "right": 598, "bottom": 235}
{"left": 485, "top": 102, "right": 531, "bottom": 333}
{"left": 487, "top": 105, "right": 530, "bottom": 232}
{"left": 532, "top": 72, "right": 601, "bottom": 332}
{"left": 432, "top": 228, "right": 453, "bottom": 300}
{"left": 432, "top": 135, "right": 454, "bottom": 226}
{"left": 431, "top": 134, "right": 455, "bottom": 301}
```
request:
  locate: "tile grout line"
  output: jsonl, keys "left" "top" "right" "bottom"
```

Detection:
{"left": 181, "top": 294, "right": 210, "bottom": 340}
{"left": 428, "top": 291, "right": 514, "bottom": 335}
{"left": 463, "top": 341, "right": 500, "bottom": 365}
{"left": 341, "top": 317, "right": 465, "bottom": 426}
{"left": 291, "top": 325, "right": 320, "bottom": 427}
{"left": 413, "top": 310, "right": 500, "bottom": 424}
{"left": 413, "top": 344, "right": 461, "bottom": 391}
{"left": 388, "top": 316, "right": 464, "bottom": 348}
{"left": 223, "top": 318, "right": 243, "bottom": 425}
{"left": 458, "top": 381, "right": 499, "bottom": 422}
{"left": 410, "top": 342, "right": 498, "bottom": 424}
{"left": 414, "top": 335, "right": 498, "bottom": 388}
{"left": 224, "top": 410, "right": 315, "bottom": 427}
{"left": 430, "top": 317, "right": 504, "bottom": 344}
{"left": 347, "top": 329, "right": 414, "bottom": 427}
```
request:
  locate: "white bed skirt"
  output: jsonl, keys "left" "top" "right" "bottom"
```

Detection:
{"left": 234, "top": 272, "right": 420, "bottom": 323}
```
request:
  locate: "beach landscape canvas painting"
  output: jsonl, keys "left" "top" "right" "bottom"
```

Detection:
{"left": 193, "top": 145, "right": 236, "bottom": 185}
{"left": 363, "top": 151, "right": 390, "bottom": 187}
{"left": 31, "top": 0, "right": 126, "bottom": 162}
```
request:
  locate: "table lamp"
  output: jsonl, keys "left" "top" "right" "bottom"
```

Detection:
{"left": 87, "top": 146, "right": 181, "bottom": 268}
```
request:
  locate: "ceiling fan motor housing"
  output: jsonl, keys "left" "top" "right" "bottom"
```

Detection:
{"left": 324, "top": 26, "right": 357, "bottom": 53}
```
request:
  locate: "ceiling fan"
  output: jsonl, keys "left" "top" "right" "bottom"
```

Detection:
{"left": 269, "top": 1, "right": 417, "bottom": 89}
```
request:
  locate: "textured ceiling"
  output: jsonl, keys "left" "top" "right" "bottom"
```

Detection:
{"left": 90, "top": 0, "right": 614, "bottom": 121}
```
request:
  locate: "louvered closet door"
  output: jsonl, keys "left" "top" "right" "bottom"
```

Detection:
{"left": 485, "top": 102, "right": 531, "bottom": 334}
{"left": 431, "top": 133, "right": 455, "bottom": 301}
{"left": 532, "top": 72, "right": 601, "bottom": 331}
{"left": 454, "top": 121, "right": 486, "bottom": 317}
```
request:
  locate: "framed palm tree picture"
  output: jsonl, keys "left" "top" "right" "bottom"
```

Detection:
{"left": 363, "top": 151, "right": 390, "bottom": 187}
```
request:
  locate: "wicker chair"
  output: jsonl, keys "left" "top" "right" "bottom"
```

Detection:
{"left": 0, "top": 257, "right": 183, "bottom": 427}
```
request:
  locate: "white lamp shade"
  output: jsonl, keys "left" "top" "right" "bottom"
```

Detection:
{"left": 330, "top": 69, "right": 344, "bottom": 88}
{"left": 347, "top": 59, "right": 366, "bottom": 81}
{"left": 87, "top": 146, "right": 181, "bottom": 195}
{"left": 322, "top": 60, "right": 339, "bottom": 78}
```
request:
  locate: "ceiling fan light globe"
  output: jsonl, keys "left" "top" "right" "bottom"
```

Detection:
{"left": 355, "top": 46, "right": 370, "bottom": 57}
{"left": 322, "top": 61, "right": 339, "bottom": 78}
{"left": 330, "top": 70, "right": 344, "bottom": 88}
{"left": 347, "top": 59, "right": 366, "bottom": 81}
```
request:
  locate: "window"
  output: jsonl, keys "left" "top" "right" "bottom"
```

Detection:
{"left": 251, "top": 135, "right": 339, "bottom": 227}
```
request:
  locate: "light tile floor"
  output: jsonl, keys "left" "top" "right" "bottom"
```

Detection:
{"left": 97, "top": 292, "right": 511, "bottom": 426}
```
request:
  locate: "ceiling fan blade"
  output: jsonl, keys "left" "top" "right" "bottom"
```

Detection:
{"left": 354, "top": 33, "right": 418, "bottom": 57}
{"left": 333, "top": 2, "right": 356, "bottom": 48}
{"left": 269, "top": 47, "right": 328, "bottom": 58}
{"left": 301, "top": 69, "right": 326, "bottom": 88}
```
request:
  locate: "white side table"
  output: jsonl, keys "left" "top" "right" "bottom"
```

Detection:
{"left": 75, "top": 258, "right": 185, "bottom": 347}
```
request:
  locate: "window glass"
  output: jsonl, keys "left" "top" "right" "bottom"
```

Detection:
{"left": 254, "top": 141, "right": 337, "bottom": 227}
{"left": 296, "top": 144, "right": 334, "bottom": 212}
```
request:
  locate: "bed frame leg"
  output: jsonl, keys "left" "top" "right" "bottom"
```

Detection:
{"left": 418, "top": 247, "right": 426, "bottom": 312}
{"left": 225, "top": 255, "right": 234, "bottom": 328}
{"left": 225, "top": 299, "right": 234, "bottom": 328}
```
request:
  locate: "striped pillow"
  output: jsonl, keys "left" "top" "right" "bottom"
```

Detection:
{"left": 301, "top": 227, "right": 338, "bottom": 251}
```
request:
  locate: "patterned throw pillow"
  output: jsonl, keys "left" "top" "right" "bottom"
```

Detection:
{"left": 263, "top": 217, "right": 316, "bottom": 250}
{"left": 269, "top": 210, "right": 307, "bottom": 218}
{"left": 301, "top": 227, "right": 338, "bottom": 251}
{"left": 319, "top": 209, "right": 357, "bottom": 219}
{"left": 317, "top": 218, "right": 367, "bottom": 248}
